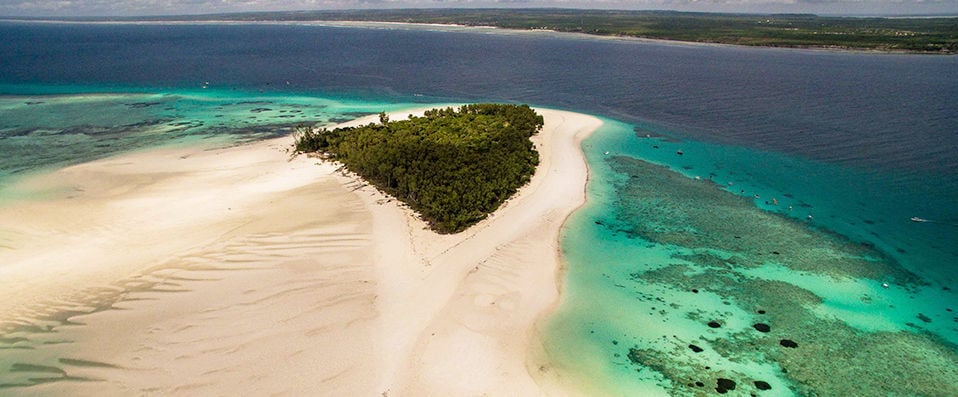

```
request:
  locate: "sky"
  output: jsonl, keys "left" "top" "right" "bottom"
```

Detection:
{"left": 0, "top": 0, "right": 956, "bottom": 17}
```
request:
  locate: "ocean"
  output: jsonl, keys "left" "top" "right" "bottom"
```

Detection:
{"left": 1, "top": 20, "right": 956, "bottom": 395}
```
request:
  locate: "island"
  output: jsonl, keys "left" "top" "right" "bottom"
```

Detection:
{"left": 295, "top": 103, "right": 544, "bottom": 233}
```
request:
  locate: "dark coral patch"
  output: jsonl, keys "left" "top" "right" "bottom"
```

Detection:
{"left": 716, "top": 378, "right": 737, "bottom": 393}
{"left": 780, "top": 339, "right": 798, "bottom": 348}
{"left": 753, "top": 323, "right": 771, "bottom": 333}
{"left": 708, "top": 321, "right": 721, "bottom": 328}
{"left": 754, "top": 380, "right": 772, "bottom": 390}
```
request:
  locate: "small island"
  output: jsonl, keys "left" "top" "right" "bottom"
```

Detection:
{"left": 295, "top": 103, "right": 544, "bottom": 233}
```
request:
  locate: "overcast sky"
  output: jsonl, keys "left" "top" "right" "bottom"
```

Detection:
{"left": 1, "top": 0, "right": 956, "bottom": 17}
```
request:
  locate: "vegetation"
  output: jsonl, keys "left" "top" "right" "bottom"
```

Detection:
{"left": 295, "top": 104, "right": 544, "bottom": 233}
{"left": 121, "top": 9, "right": 958, "bottom": 54}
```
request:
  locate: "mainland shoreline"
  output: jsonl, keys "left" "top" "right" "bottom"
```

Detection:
{"left": 3, "top": 18, "right": 948, "bottom": 55}
{"left": 0, "top": 107, "right": 602, "bottom": 395}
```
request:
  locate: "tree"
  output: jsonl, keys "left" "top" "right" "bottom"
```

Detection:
{"left": 296, "top": 104, "right": 544, "bottom": 233}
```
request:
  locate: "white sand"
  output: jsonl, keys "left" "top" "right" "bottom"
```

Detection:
{"left": 0, "top": 108, "right": 602, "bottom": 395}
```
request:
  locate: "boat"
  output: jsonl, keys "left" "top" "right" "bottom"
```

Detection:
{"left": 911, "top": 217, "right": 928, "bottom": 223}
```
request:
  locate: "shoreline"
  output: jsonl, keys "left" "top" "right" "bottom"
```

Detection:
{"left": 525, "top": 112, "right": 602, "bottom": 397}
{"left": 0, "top": 107, "right": 603, "bottom": 395}
{"left": 3, "top": 17, "right": 950, "bottom": 55}
{"left": 337, "top": 108, "right": 603, "bottom": 394}
{"left": 320, "top": 20, "right": 956, "bottom": 55}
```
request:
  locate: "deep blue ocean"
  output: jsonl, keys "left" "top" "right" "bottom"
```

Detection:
{"left": 1, "top": 21, "right": 956, "bottom": 395}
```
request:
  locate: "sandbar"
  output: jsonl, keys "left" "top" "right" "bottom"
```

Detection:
{"left": 0, "top": 108, "right": 602, "bottom": 395}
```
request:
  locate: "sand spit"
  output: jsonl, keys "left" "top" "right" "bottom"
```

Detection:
{"left": 0, "top": 108, "right": 602, "bottom": 395}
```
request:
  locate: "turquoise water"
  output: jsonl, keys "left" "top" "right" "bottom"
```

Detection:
{"left": 2, "top": 91, "right": 955, "bottom": 396}
{"left": 544, "top": 119, "right": 958, "bottom": 396}
{"left": 0, "top": 88, "right": 422, "bottom": 203}
{"left": 0, "top": 89, "right": 434, "bottom": 390}
{"left": 2, "top": 21, "right": 956, "bottom": 395}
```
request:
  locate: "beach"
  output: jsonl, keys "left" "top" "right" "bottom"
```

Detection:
{"left": 3, "top": 20, "right": 957, "bottom": 395}
{"left": 0, "top": 108, "right": 602, "bottom": 395}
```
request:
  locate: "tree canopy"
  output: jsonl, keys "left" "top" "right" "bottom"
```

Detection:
{"left": 135, "top": 10, "right": 958, "bottom": 54}
{"left": 295, "top": 103, "right": 544, "bottom": 233}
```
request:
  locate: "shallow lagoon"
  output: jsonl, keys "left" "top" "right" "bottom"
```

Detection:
{"left": 545, "top": 119, "right": 958, "bottom": 396}
{"left": 1, "top": 21, "right": 956, "bottom": 395}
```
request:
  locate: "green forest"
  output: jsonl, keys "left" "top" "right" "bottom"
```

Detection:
{"left": 295, "top": 104, "right": 544, "bottom": 234}
{"left": 124, "top": 9, "right": 958, "bottom": 54}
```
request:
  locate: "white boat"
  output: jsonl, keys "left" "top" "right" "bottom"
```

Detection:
{"left": 911, "top": 217, "right": 928, "bottom": 223}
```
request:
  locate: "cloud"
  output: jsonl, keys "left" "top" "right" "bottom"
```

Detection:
{"left": 1, "top": 0, "right": 955, "bottom": 16}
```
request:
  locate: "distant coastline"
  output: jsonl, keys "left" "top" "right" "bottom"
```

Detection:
{"left": 3, "top": 9, "right": 956, "bottom": 54}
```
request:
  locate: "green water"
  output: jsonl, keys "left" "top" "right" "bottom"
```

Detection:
{"left": 2, "top": 91, "right": 956, "bottom": 395}
{"left": 544, "top": 119, "right": 958, "bottom": 396}
{"left": 0, "top": 89, "right": 426, "bottom": 202}
{"left": 0, "top": 90, "right": 441, "bottom": 391}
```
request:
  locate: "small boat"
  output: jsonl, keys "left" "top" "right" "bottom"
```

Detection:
{"left": 676, "top": 150, "right": 684, "bottom": 156}
{"left": 911, "top": 217, "right": 928, "bottom": 223}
